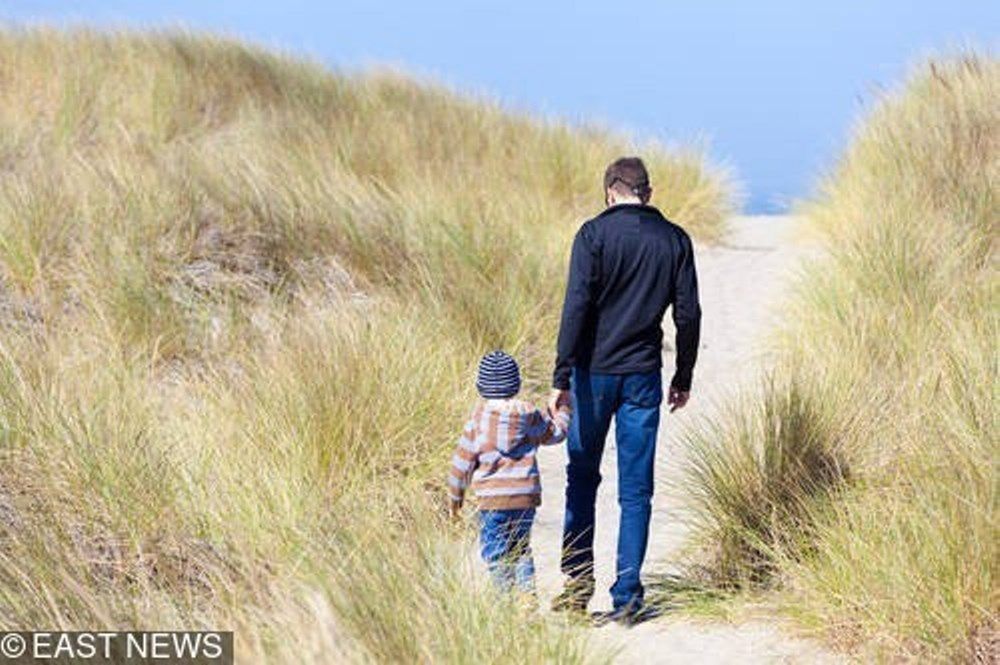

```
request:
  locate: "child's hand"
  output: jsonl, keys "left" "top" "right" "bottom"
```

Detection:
{"left": 448, "top": 499, "right": 462, "bottom": 521}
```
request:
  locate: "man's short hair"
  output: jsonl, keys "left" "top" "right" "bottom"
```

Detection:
{"left": 604, "top": 157, "right": 651, "bottom": 201}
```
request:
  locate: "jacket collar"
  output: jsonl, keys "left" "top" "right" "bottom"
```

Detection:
{"left": 595, "top": 203, "right": 663, "bottom": 218}
{"left": 482, "top": 398, "right": 530, "bottom": 414}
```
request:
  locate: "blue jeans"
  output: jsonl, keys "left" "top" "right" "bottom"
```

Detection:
{"left": 479, "top": 508, "right": 536, "bottom": 593}
{"left": 561, "top": 368, "right": 662, "bottom": 609}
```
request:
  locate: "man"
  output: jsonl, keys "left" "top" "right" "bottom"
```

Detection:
{"left": 549, "top": 156, "right": 701, "bottom": 623}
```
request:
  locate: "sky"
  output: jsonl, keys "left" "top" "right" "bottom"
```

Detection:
{"left": 1, "top": 2, "right": 996, "bottom": 212}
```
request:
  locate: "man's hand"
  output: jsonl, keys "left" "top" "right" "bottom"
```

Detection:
{"left": 668, "top": 386, "right": 690, "bottom": 413}
{"left": 548, "top": 388, "right": 571, "bottom": 417}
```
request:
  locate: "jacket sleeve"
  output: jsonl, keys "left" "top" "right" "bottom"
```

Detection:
{"left": 553, "top": 223, "right": 600, "bottom": 390}
{"left": 670, "top": 231, "right": 701, "bottom": 392}
{"left": 525, "top": 406, "right": 572, "bottom": 446}
{"left": 447, "top": 417, "right": 479, "bottom": 506}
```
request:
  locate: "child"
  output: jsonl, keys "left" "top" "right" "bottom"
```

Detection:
{"left": 447, "top": 350, "right": 572, "bottom": 594}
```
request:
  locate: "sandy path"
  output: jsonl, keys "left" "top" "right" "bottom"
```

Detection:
{"left": 532, "top": 215, "right": 840, "bottom": 663}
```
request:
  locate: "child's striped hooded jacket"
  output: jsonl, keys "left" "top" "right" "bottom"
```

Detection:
{"left": 448, "top": 399, "right": 571, "bottom": 510}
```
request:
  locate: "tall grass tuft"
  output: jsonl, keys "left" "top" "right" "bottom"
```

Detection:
{"left": 682, "top": 54, "right": 997, "bottom": 660}
{"left": 682, "top": 373, "right": 857, "bottom": 589}
{"left": 0, "top": 27, "right": 733, "bottom": 661}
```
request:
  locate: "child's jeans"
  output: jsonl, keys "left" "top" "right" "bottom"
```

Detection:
{"left": 478, "top": 508, "right": 536, "bottom": 593}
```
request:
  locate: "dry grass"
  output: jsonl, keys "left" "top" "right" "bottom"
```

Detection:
{"left": 0, "top": 27, "right": 733, "bottom": 662}
{"left": 681, "top": 54, "right": 997, "bottom": 660}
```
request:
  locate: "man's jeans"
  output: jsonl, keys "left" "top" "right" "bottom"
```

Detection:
{"left": 479, "top": 508, "right": 536, "bottom": 593}
{"left": 562, "top": 368, "right": 662, "bottom": 609}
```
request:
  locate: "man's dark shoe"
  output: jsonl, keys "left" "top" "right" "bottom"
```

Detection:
{"left": 550, "top": 579, "right": 594, "bottom": 616}
{"left": 592, "top": 602, "right": 658, "bottom": 628}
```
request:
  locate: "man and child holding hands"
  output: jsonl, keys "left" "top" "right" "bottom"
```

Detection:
{"left": 447, "top": 157, "right": 702, "bottom": 625}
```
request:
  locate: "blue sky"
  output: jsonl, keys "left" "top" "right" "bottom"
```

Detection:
{"left": 2, "top": 2, "right": 996, "bottom": 212}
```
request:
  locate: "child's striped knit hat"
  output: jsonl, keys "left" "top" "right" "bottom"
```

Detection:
{"left": 476, "top": 350, "right": 521, "bottom": 399}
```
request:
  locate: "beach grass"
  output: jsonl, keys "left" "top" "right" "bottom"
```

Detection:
{"left": 680, "top": 54, "right": 997, "bottom": 660}
{"left": 0, "top": 27, "right": 733, "bottom": 662}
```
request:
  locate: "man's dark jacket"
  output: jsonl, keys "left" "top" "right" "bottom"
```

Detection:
{"left": 553, "top": 204, "right": 701, "bottom": 392}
